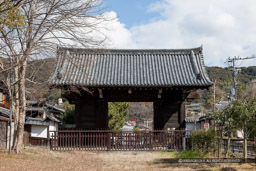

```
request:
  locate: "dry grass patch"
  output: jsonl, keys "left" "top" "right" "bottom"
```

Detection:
{"left": 0, "top": 148, "right": 255, "bottom": 171}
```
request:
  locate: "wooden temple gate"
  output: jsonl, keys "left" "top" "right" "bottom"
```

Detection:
{"left": 50, "top": 130, "right": 191, "bottom": 151}
{"left": 48, "top": 47, "right": 212, "bottom": 150}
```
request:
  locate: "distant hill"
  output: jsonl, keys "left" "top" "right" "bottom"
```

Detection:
{"left": 0, "top": 57, "right": 57, "bottom": 101}
{"left": 206, "top": 66, "right": 256, "bottom": 84}
{"left": 24, "top": 58, "right": 256, "bottom": 86}
{"left": 0, "top": 57, "right": 56, "bottom": 85}
{"left": 25, "top": 58, "right": 256, "bottom": 86}
{"left": 0, "top": 57, "right": 255, "bottom": 100}
{"left": 26, "top": 58, "right": 56, "bottom": 86}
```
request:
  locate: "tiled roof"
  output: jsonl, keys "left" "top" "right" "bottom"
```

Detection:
{"left": 49, "top": 47, "right": 212, "bottom": 87}
{"left": 215, "top": 101, "right": 230, "bottom": 110}
{"left": 26, "top": 100, "right": 38, "bottom": 105}
{"left": 45, "top": 104, "right": 65, "bottom": 113}
{"left": 25, "top": 114, "right": 61, "bottom": 126}
{"left": 45, "top": 113, "right": 61, "bottom": 123}
{"left": 26, "top": 107, "right": 44, "bottom": 111}
{"left": 185, "top": 115, "right": 206, "bottom": 122}
{"left": 0, "top": 106, "right": 10, "bottom": 118}
{"left": 185, "top": 116, "right": 200, "bottom": 123}
{"left": 25, "top": 117, "right": 49, "bottom": 126}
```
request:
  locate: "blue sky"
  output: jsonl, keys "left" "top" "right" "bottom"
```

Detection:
{"left": 101, "top": 0, "right": 256, "bottom": 67}
{"left": 104, "top": 0, "right": 160, "bottom": 28}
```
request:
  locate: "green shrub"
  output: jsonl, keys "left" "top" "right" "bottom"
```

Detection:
{"left": 61, "top": 101, "right": 75, "bottom": 124}
{"left": 176, "top": 151, "right": 208, "bottom": 158}
{"left": 191, "top": 128, "right": 216, "bottom": 152}
{"left": 134, "top": 128, "right": 140, "bottom": 131}
{"left": 160, "top": 151, "right": 208, "bottom": 158}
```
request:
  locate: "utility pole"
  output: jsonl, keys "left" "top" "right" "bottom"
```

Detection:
{"left": 9, "top": 58, "right": 14, "bottom": 154}
{"left": 213, "top": 79, "right": 216, "bottom": 112}
{"left": 226, "top": 55, "right": 256, "bottom": 100}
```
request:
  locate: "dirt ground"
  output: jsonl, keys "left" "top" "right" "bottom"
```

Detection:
{"left": 0, "top": 147, "right": 255, "bottom": 171}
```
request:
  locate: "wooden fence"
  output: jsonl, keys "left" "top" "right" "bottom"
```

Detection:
{"left": 222, "top": 139, "right": 256, "bottom": 157}
{"left": 29, "top": 137, "right": 49, "bottom": 146}
{"left": 23, "top": 134, "right": 49, "bottom": 147}
{"left": 49, "top": 130, "right": 191, "bottom": 151}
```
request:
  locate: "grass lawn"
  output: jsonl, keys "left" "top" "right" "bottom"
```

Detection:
{"left": 0, "top": 147, "right": 255, "bottom": 171}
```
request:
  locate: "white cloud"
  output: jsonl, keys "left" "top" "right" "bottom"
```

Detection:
{"left": 104, "top": 0, "right": 256, "bottom": 66}
{"left": 101, "top": 12, "right": 135, "bottom": 48}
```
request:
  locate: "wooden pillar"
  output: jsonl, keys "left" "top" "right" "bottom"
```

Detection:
{"left": 153, "top": 100, "right": 164, "bottom": 130}
{"left": 75, "top": 96, "right": 108, "bottom": 129}
{"left": 96, "top": 99, "right": 108, "bottom": 129}
{"left": 153, "top": 99, "right": 181, "bottom": 130}
{"left": 179, "top": 101, "right": 186, "bottom": 130}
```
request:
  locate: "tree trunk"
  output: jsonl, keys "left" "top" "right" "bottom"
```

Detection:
{"left": 243, "top": 125, "right": 247, "bottom": 159}
{"left": 219, "top": 129, "right": 223, "bottom": 158}
{"left": 225, "top": 131, "right": 231, "bottom": 158}
{"left": 14, "top": 59, "right": 27, "bottom": 153}
{"left": 12, "top": 66, "right": 20, "bottom": 150}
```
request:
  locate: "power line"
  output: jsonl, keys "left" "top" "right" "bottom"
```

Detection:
{"left": 226, "top": 55, "right": 256, "bottom": 100}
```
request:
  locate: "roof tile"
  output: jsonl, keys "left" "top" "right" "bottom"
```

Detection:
{"left": 49, "top": 47, "right": 212, "bottom": 87}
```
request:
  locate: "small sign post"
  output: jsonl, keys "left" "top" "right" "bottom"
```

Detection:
{"left": 204, "top": 123, "right": 209, "bottom": 131}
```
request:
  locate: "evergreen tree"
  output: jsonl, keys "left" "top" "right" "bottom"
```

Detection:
{"left": 61, "top": 101, "right": 75, "bottom": 124}
{"left": 108, "top": 102, "right": 130, "bottom": 130}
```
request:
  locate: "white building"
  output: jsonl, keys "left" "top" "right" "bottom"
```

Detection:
{"left": 24, "top": 104, "right": 63, "bottom": 146}
{"left": 185, "top": 115, "right": 208, "bottom": 131}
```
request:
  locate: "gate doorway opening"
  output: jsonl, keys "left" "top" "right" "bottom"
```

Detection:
{"left": 108, "top": 102, "right": 154, "bottom": 131}
{"left": 128, "top": 102, "right": 153, "bottom": 130}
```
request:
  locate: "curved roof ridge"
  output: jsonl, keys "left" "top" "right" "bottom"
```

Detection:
{"left": 49, "top": 46, "right": 212, "bottom": 88}
{"left": 58, "top": 46, "right": 203, "bottom": 54}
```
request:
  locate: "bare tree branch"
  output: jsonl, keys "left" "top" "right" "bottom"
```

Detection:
{"left": 0, "top": 0, "right": 112, "bottom": 153}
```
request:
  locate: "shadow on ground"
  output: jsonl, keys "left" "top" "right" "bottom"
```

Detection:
{"left": 153, "top": 158, "right": 221, "bottom": 171}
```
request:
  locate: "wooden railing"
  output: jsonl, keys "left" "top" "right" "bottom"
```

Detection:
{"left": 23, "top": 134, "right": 49, "bottom": 147}
{"left": 30, "top": 137, "right": 49, "bottom": 146}
{"left": 49, "top": 130, "right": 191, "bottom": 151}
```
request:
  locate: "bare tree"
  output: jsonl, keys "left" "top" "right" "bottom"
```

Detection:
{"left": 0, "top": 0, "right": 110, "bottom": 153}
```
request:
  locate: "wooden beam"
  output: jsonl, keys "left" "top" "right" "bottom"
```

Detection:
{"left": 0, "top": 116, "right": 12, "bottom": 122}
{"left": 98, "top": 88, "right": 103, "bottom": 98}
{"left": 128, "top": 89, "right": 132, "bottom": 94}
{"left": 158, "top": 88, "right": 163, "bottom": 99}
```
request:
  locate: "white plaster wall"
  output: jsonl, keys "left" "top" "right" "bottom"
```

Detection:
{"left": 49, "top": 121, "right": 58, "bottom": 138}
{"left": 7, "top": 122, "right": 14, "bottom": 149}
{"left": 31, "top": 125, "right": 48, "bottom": 138}
{"left": 186, "top": 123, "right": 201, "bottom": 131}
{"left": 237, "top": 130, "right": 244, "bottom": 139}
